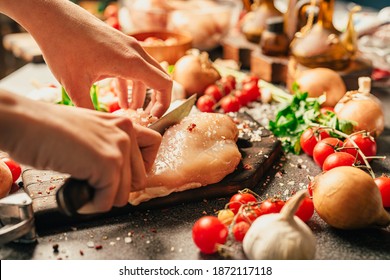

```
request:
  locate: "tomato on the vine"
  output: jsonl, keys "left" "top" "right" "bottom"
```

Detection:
{"left": 374, "top": 176, "right": 390, "bottom": 208}
{"left": 241, "top": 75, "right": 259, "bottom": 85}
{"left": 292, "top": 196, "right": 314, "bottom": 222}
{"left": 241, "top": 81, "right": 260, "bottom": 103}
{"left": 196, "top": 95, "right": 216, "bottom": 113}
{"left": 228, "top": 193, "right": 258, "bottom": 215}
{"left": 343, "top": 132, "right": 377, "bottom": 164}
{"left": 235, "top": 204, "right": 262, "bottom": 223}
{"left": 322, "top": 152, "right": 356, "bottom": 171}
{"left": 300, "top": 127, "right": 330, "bottom": 156}
{"left": 2, "top": 158, "right": 21, "bottom": 182}
{"left": 313, "top": 137, "right": 343, "bottom": 168}
{"left": 234, "top": 89, "right": 251, "bottom": 106}
{"left": 204, "top": 84, "right": 223, "bottom": 102}
{"left": 219, "top": 75, "right": 236, "bottom": 95}
{"left": 217, "top": 209, "right": 235, "bottom": 226}
{"left": 259, "top": 198, "right": 285, "bottom": 215}
{"left": 220, "top": 95, "right": 241, "bottom": 113}
{"left": 192, "top": 216, "right": 228, "bottom": 254}
{"left": 232, "top": 221, "right": 251, "bottom": 242}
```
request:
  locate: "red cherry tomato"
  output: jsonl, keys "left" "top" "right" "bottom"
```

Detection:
{"left": 234, "top": 89, "right": 251, "bottom": 106}
{"left": 300, "top": 127, "right": 330, "bottom": 156}
{"left": 241, "top": 75, "right": 259, "bottom": 85}
{"left": 313, "top": 137, "right": 342, "bottom": 168}
{"left": 220, "top": 95, "right": 241, "bottom": 113}
{"left": 220, "top": 75, "right": 236, "bottom": 92}
{"left": 192, "top": 216, "right": 228, "bottom": 254}
{"left": 232, "top": 221, "right": 251, "bottom": 242}
{"left": 196, "top": 95, "right": 216, "bottom": 113}
{"left": 322, "top": 152, "right": 356, "bottom": 171}
{"left": 293, "top": 196, "right": 314, "bottom": 222}
{"left": 259, "top": 198, "right": 285, "bottom": 215}
{"left": 228, "top": 193, "right": 258, "bottom": 215}
{"left": 236, "top": 204, "right": 262, "bottom": 223}
{"left": 2, "top": 158, "right": 22, "bottom": 182}
{"left": 343, "top": 133, "right": 377, "bottom": 164}
{"left": 204, "top": 84, "right": 223, "bottom": 101}
{"left": 241, "top": 81, "right": 260, "bottom": 102}
{"left": 374, "top": 176, "right": 390, "bottom": 208}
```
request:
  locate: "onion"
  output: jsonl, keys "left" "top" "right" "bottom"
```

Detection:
{"left": 0, "top": 160, "right": 12, "bottom": 198}
{"left": 334, "top": 77, "right": 384, "bottom": 137}
{"left": 294, "top": 68, "right": 346, "bottom": 107}
{"left": 312, "top": 166, "right": 390, "bottom": 230}
{"left": 172, "top": 51, "right": 221, "bottom": 97}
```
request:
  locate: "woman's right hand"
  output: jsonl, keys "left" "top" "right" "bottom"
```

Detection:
{"left": 0, "top": 91, "right": 162, "bottom": 213}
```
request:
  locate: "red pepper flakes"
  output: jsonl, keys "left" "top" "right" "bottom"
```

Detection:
{"left": 243, "top": 164, "right": 252, "bottom": 170}
{"left": 79, "top": 250, "right": 84, "bottom": 256}
{"left": 37, "top": 191, "right": 42, "bottom": 195}
{"left": 150, "top": 228, "right": 157, "bottom": 233}
{"left": 49, "top": 185, "right": 56, "bottom": 191}
{"left": 95, "top": 245, "right": 103, "bottom": 250}
{"left": 187, "top": 123, "right": 196, "bottom": 132}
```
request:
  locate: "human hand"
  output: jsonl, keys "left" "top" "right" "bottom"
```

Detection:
{"left": 0, "top": 0, "right": 172, "bottom": 117}
{"left": 0, "top": 92, "right": 162, "bottom": 213}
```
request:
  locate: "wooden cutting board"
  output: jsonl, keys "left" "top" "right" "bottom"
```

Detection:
{"left": 22, "top": 112, "right": 281, "bottom": 228}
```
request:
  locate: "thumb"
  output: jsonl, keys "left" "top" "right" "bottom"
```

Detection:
{"left": 63, "top": 81, "right": 95, "bottom": 109}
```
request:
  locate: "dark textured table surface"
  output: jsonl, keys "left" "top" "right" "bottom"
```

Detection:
{"left": 0, "top": 63, "right": 390, "bottom": 260}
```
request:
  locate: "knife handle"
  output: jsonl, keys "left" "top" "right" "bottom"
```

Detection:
{"left": 56, "top": 178, "right": 95, "bottom": 217}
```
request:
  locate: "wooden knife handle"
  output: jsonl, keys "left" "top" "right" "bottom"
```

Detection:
{"left": 56, "top": 178, "right": 95, "bottom": 217}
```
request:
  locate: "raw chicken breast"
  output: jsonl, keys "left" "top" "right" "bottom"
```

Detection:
{"left": 129, "top": 112, "right": 241, "bottom": 205}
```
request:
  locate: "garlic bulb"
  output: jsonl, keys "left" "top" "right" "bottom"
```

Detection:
{"left": 243, "top": 190, "right": 316, "bottom": 260}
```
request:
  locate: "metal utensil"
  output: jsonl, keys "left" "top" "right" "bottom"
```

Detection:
{"left": 56, "top": 94, "right": 197, "bottom": 217}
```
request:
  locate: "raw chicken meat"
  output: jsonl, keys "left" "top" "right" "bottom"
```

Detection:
{"left": 129, "top": 112, "right": 242, "bottom": 205}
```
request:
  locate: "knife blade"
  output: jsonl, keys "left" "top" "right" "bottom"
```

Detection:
{"left": 56, "top": 94, "right": 197, "bottom": 217}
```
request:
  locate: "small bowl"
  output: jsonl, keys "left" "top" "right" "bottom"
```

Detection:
{"left": 130, "top": 31, "right": 192, "bottom": 65}
{"left": 120, "top": 0, "right": 242, "bottom": 50}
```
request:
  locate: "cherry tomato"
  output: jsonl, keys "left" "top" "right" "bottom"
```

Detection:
{"left": 322, "top": 152, "right": 356, "bottom": 171}
{"left": 241, "top": 75, "right": 259, "bottom": 85}
{"left": 2, "top": 158, "right": 21, "bottom": 182}
{"left": 204, "top": 84, "right": 223, "bottom": 101}
{"left": 234, "top": 89, "right": 251, "bottom": 106}
{"left": 374, "top": 176, "right": 390, "bottom": 208}
{"left": 300, "top": 127, "right": 330, "bottom": 156}
{"left": 259, "top": 198, "right": 285, "bottom": 215}
{"left": 217, "top": 209, "right": 235, "bottom": 226}
{"left": 228, "top": 193, "right": 258, "bottom": 215}
{"left": 293, "top": 196, "right": 314, "bottom": 222}
{"left": 232, "top": 221, "right": 251, "bottom": 242}
{"left": 313, "top": 137, "right": 343, "bottom": 168}
{"left": 236, "top": 204, "right": 262, "bottom": 223}
{"left": 220, "top": 95, "right": 240, "bottom": 113}
{"left": 219, "top": 75, "right": 236, "bottom": 95}
{"left": 196, "top": 95, "right": 216, "bottom": 113}
{"left": 241, "top": 81, "right": 260, "bottom": 102}
{"left": 192, "top": 216, "right": 228, "bottom": 254}
{"left": 343, "top": 133, "right": 377, "bottom": 164}
{"left": 107, "top": 100, "right": 120, "bottom": 113}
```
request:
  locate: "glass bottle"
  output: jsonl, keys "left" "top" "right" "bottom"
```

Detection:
{"left": 290, "top": 0, "right": 359, "bottom": 70}
{"left": 241, "top": 0, "right": 283, "bottom": 43}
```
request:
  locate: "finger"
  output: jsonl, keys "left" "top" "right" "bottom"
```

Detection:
{"left": 144, "top": 90, "right": 156, "bottom": 114}
{"left": 63, "top": 82, "right": 95, "bottom": 109}
{"left": 113, "top": 134, "right": 132, "bottom": 207}
{"left": 134, "top": 124, "right": 162, "bottom": 172}
{"left": 116, "top": 78, "right": 130, "bottom": 109}
{"left": 129, "top": 130, "right": 148, "bottom": 191}
{"left": 130, "top": 80, "right": 146, "bottom": 110}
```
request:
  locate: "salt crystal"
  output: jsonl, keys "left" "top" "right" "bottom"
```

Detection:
{"left": 87, "top": 241, "right": 95, "bottom": 248}
{"left": 124, "top": 237, "right": 132, "bottom": 244}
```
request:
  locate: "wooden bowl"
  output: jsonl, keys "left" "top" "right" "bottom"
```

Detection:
{"left": 130, "top": 31, "right": 193, "bottom": 65}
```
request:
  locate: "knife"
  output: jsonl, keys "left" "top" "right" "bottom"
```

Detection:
{"left": 56, "top": 94, "right": 197, "bottom": 217}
